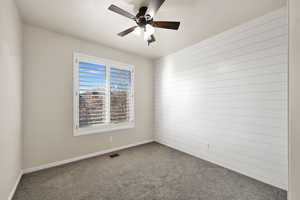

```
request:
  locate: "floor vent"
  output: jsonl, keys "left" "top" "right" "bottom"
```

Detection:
{"left": 109, "top": 153, "right": 120, "bottom": 158}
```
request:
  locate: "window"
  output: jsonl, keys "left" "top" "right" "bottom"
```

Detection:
{"left": 73, "top": 53, "right": 134, "bottom": 136}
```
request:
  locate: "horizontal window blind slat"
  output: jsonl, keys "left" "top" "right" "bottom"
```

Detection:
{"left": 110, "top": 83, "right": 130, "bottom": 87}
{"left": 79, "top": 66, "right": 105, "bottom": 70}
{"left": 79, "top": 78, "right": 106, "bottom": 82}
{"left": 110, "top": 108, "right": 131, "bottom": 111}
{"left": 110, "top": 102, "right": 132, "bottom": 105}
{"left": 111, "top": 115, "right": 130, "bottom": 118}
{"left": 110, "top": 71, "right": 130, "bottom": 75}
{"left": 81, "top": 118, "right": 106, "bottom": 122}
{"left": 79, "top": 82, "right": 104, "bottom": 88}
{"left": 111, "top": 88, "right": 130, "bottom": 91}
{"left": 110, "top": 109, "right": 132, "bottom": 112}
{"left": 80, "top": 116, "right": 106, "bottom": 119}
{"left": 79, "top": 96, "right": 106, "bottom": 99}
{"left": 111, "top": 118, "right": 130, "bottom": 121}
{"left": 79, "top": 108, "right": 106, "bottom": 111}
{"left": 79, "top": 75, "right": 106, "bottom": 80}
{"left": 80, "top": 115, "right": 105, "bottom": 118}
{"left": 110, "top": 107, "right": 130, "bottom": 110}
{"left": 79, "top": 111, "right": 106, "bottom": 114}
{"left": 79, "top": 61, "right": 105, "bottom": 68}
{"left": 80, "top": 122, "right": 105, "bottom": 125}
{"left": 79, "top": 83, "right": 104, "bottom": 89}
{"left": 111, "top": 73, "right": 130, "bottom": 78}
{"left": 110, "top": 79, "right": 130, "bottom": 83}
{"left": 110, "top": 75, "right": 131, "bottom": 81}
{"left": 110, "top": 85, "right": 130, "bottom": 89}
{"left": 79, "top": 117, "right": 106, "bottom": 120}
{"left": 79, "top": 90, "right": 106, "bottom": 92}
{"left": 79, "top": 71, "right": 106, "bottom": 76}
{"left": 110, "top": 107, "right": 132, "bottom": 110}
{"left": 79, "top": 116, "right": 106, "bottom": 119}
{"left": 79, "top": 88, "right": 106, "bottom": 92}
{"left": 80, "top": 123, "right": 106, "bottom": 126}
{"left": 111, "top": 118, "right": 129, "bottom": 121}
{"left": 111, "top": 68, "right": 131, "bottom": 73}
{"left": 79, "top": 98, "right": 105, "bottom": 101}
{"left": 79, "top": 71, "right": 106, "bottom": 75}
{"left": 110, "top": 93, "right": 130, "bottom": 97}
{"left": 110, "top": 73, "right": 130, "bottom": 77}
{"left": 111, "top": 112, "right": 131, "bottom": 115}
{"left": 79, "top": 80, "right": 106, "bottom": 84}
{"left": 110, "top": 72, "right": 130, "bottom": 76}
{"left": 80, "top": 105, "right": 105, "bottom": 108}
{"left": 79, "top": 65, "right": 105, "bottom": 70}
{"left": 79, "top": 106, "right": 105, "bottom": 108}
{"left": 80, "top": 114, "right": 106, "bottom": 117}
{"left": 80, "top": 86, "right": 106, "bottom": 89}
{"left": 110, "top": 116, "right": 130, "bottom": 118}
{"left": 110, "top": 89, "right": 131, "bottom": 93}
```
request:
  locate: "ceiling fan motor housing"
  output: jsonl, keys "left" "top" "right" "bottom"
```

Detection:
{"left": 136, "top": 7, "right": 153, "bottom": 28}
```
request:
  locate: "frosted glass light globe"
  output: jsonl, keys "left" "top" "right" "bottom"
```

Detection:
{"left": 144, "top": 24, "right": 155, "bottom": 40}
{"left": 133, "top": 27, "right": 142, "bottom": 36}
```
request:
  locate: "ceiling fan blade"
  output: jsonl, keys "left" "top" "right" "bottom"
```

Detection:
{"left": 108, "top": 4, "right": 136, "bottom": 20}
{"left": 147, "top": 0, "right": 166, "bottom": 17}
{"left": 153, "top": 21, "right": 180, "bottom": 30}
{"left": 118, "top": 26, "right": 138, "bottom": 37}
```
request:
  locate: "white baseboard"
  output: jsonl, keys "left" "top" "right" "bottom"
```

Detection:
{"left": 23, "top": 140, "right": 154, "bottom": 174}
{"left": 8, "top": 170, "right": 23, "bottom": 200}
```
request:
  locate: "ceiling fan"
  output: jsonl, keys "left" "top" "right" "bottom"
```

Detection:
{"left": 108, "top": 0, "right": 180, "bottom": 45}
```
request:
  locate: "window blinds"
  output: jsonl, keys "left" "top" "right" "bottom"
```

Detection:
{"left": 76, "top": 59, "right": 134, "bottom": 130}
{"left": 79, "top": 61, "right": 107, "bottom": 127}
{"left": 110, "top": 67, "right": 132, "bottom": 123}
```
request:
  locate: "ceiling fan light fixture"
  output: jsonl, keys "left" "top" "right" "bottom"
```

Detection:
{"left": 144, "top": 24, "right": 155, "bottom": 40}
{"left": 146, "top": 24, "right": 155, "bottom": 35}
{"left": 133, "top": 26, "right": 142, "bottom": 36}
{"left": 143, "top": 32, "right": 151, "bottom": 41}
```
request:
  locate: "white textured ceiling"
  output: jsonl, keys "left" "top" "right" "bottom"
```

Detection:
{"left": 16, "top": 0, "right": 286, "bottom": 58}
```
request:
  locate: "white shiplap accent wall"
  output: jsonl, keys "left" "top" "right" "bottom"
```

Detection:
{"left": 154, "top": 8, "right": 288, "bottom": 189}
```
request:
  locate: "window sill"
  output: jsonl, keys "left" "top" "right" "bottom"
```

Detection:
{"left": 73, "top": 122, "right": 135, "bottom": 136}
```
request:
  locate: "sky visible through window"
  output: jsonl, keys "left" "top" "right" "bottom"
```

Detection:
{"left": 79, "top": 61, "right": 106, "bottom": 93}
{"left": 79, "top": 62, "right": 131, "bottom": 93}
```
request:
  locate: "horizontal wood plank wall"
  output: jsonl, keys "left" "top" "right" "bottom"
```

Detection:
{"left": 154, "top": 8, "right": 288, "bottom": 189}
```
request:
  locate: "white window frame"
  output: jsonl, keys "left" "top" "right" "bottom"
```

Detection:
{"left": 73, "top": 53, "right": 135, "bottom": 136}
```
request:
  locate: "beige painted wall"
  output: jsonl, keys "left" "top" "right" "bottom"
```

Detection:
{"left": 22, "top": 25, "right": 154, "bottom": 169}
{"left": 289, "top": 0, "right": 300, "bottom": 199}
{"left": 0, "top": 0, "right": 23, "bottom": 199}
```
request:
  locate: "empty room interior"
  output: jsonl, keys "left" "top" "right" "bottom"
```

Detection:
{"left": 1, "top": 0, "right": 300, "bottom": 199}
